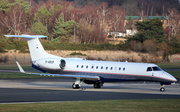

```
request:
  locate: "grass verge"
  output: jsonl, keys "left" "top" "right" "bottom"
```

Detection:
{"left": 0, "top": 73, "right": 50, "bottom": 79}
{"left": 0, "top": 66, "right": 33, "bottom": 70}
{"left": 166, "top": 71, "right": 180, "bottom": 78}
{"left": 157, "top": 63, "right": 180, "bottom": 69}
{"left": 0, "top": 99, "right": 180, "bottom": 112}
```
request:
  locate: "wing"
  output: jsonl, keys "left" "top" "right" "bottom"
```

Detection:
{"left": 16, "top": 61, "right": 100, "bottom": 80}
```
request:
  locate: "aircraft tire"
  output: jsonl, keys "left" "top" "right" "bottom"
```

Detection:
{"left": 94, "top": 83, "right": 101, "bottom": 88}
{"left": 72, "top": 83, "right": 80, "bottom": 89}
{"left": 160, "top": 87, "right": 165, "bottom": 92}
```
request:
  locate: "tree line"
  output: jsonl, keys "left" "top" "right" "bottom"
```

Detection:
{"left": 0, "top": 0, "right": 180, "bottom": 61}
{"left": 0, "top": 0, "right": 179, "bottom": 42}
{"left": 0, "top": 0, "right": 126, "bottom": 43}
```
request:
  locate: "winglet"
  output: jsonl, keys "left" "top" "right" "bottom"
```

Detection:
{"left": 16, "top": 61, "right": 25, "bottom": 73}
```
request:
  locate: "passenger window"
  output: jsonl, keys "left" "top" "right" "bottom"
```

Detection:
{"left": 77, "top": 65, "right": 79, "bottom": 68}
{"left": 111, "top": 67, "right": 113, "bottom": 70}
{"left": 101, "top": 66, "right": 103, "bottom": 69}
{"left": 106, "top": 67, "right": 108, "bottom": 70}
{"left": 114, "top": 67, "right": 117, "bottom": 70}
{"left": 147, "top": 67, "right": 152, "bottom": 72}
{"left": 119, "top": 67, "right": 121, "bottom": 70}
{"left": 81, "top": 65, "right": 83, "bottom": 68}
{"left": 123, "top": 68, "right": 125, "bottom": 71}
{"left": 91, "top": 66, "right": 94, "bottom": 69}
{"left": 86, "top": 66, "right": 88, "bottom": 69}
{"left": 96, "top": 66, "right": 98, "bottom": 69}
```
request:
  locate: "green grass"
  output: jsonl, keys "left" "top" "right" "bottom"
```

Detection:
{"left": 157, "top": 63, "right": 180, "bottom": 69}
{"left": 0, "top": 99, "right": 180, "bottom": 112}
{"left": 0, "top": 73, "right": 51, "bottom": 79}
{"left": 0, "top": 66, "right": 33, "bottom": 70}
{"left": 166, "top": 71, "right": 180, "bottom": 78}
{"left": 69, "top": 52, "right": 87, "bottom": 56}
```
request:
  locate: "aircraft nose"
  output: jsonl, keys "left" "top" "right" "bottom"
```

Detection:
{"left": 164, "top": 72, "right": 177, "bottom": 82}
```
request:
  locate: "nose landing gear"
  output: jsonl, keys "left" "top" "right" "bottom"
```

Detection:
{"left": 72, "top": 78, "right": 82, "bottom": 89}
{"left": 72, "top": 83, "right": 80, "bottom": 89}
{"left": 160, "top": 85, "right": 165, "bottom": 92}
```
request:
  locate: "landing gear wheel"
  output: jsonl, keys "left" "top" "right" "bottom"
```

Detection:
{"left": 160, "top": 87, "right": 165, "bottom": 92}
{"left": 94, "top": 83, "right": 101, "bottom": 88}
{"left": 72, "top": 83, "right": 80, "bottom": 89}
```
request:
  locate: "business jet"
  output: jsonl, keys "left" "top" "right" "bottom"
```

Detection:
{"left": 4, "top": 34, "right": 177, "bottom": 92}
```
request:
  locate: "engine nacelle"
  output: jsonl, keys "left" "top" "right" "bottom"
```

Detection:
{"left": 59, "top": 59, "right": 66, "bottom": 69}
{"left": 35, "top": 58, "right": 66, "bottom": 70}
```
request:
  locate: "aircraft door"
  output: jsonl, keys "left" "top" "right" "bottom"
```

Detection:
{"left": 90, "top": 64, "right": 95, "bottom": 72}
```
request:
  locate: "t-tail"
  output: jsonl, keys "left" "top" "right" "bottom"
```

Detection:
{"left": 4, "top": 34, "right": 59, "bottom": 61}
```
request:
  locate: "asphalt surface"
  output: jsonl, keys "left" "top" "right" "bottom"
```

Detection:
{"left": 0, "top": 78, "right": 180, "bottom": 104}
{"left": 0, "top": 87, "right": 180, "bottom": 104}
{"left": 0, "top": 69, "right": 180, "bottom": 104}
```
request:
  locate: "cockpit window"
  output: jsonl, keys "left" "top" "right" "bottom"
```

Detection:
{"left": 152, "top": 66, "right": 162, "bottom": 71}
{"left": 147, "top": 67, "right": 152, "bottom": 72}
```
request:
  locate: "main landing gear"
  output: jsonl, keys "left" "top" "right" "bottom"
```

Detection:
{"left": 94, "top": 82, "right": 103, "bottom": 88}
{"left": 72, "top": 78, "right": 103, "bottom": 89}
{"left": 160, "top": 85, "right": 165, "bottom": 92}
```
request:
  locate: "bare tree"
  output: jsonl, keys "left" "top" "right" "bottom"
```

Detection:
{"left": 110, "top": 6, "right": 125, "bottom": 32}
{"left": 0, "top": 5, "right": 27, "bottom": 35}
{"left": 97, "top": 2, "right": 109, "bottom": 30}
{"left": 80, "top": 2, "right": 98, "bottom": 26}
{"left": 167, "top": 8, "right": 180, "bottom": 38}
{"left": 109, "top": 6, "right": 125, "bottom": 43}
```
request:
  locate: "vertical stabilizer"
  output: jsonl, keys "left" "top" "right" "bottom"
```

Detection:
{"left": 26, "top": 37, "right": 51, "bottom": 61}
{"left": 4, "top": 34, "right": 59, "bottom": 61}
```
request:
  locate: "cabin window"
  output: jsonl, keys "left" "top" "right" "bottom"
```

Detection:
{"left": 152, "top": 66, "right": 162, "bottom": 71}
{"left": 123, "top": 68, "right": 125, "bottom": 71}
{"left": 96, "top": 66, "right": 98, "bottom": 69}
{"left": 81, "top": 65, "right": 83, "bottom": 68}
{"left": 91, "top": 66, "right": 94, "bottom": 69}
{"left": 101, "top": 66, "right": 103, "bottom": 69}
{"left": 114, "top": 67, "right": 117, "bottom": 70}
{"left": 106, "top": 67, "right": 108, "bottom": 70}
{"left": 86, "top": 66, "right": 88, "bottom": 69}
{"left": 110, "top": 67, "right": 113, "bottom": 70}
{"left": 119, "top": 67, "right": 121, "bottom": 70}
{"left": 147, "top": 67, "right": 152, "bottom": 72}
{"left": 77, "top": 65, "right": 79, "bottom": 68}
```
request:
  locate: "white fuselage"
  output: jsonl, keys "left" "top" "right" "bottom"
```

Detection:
{"left": 34, "top": 57, "right": 177, "bottom": 84}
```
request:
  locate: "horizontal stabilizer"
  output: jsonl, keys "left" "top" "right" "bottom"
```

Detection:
{"left": 5, "top": 34, "right": 52, "bottom": 61}
{"left": 16, "top": 61, "right": 25, "bottom": 73}
{"left": 4, "top": 34, "right": 47, "bottom": 39}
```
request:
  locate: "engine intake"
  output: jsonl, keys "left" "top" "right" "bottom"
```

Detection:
{"left": 59, "top": 59, "right": 66, "bottom": 69}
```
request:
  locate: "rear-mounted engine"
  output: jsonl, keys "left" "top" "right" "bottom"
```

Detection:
{"left": 59, "top": 59, "right": 66, "bottom": 69}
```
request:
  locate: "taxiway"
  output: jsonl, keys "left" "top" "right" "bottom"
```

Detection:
{"left": 0, "top": 78, "right": 179, "bottom": 104}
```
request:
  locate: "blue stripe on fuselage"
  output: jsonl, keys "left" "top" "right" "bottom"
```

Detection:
{"left": 32, "top": 64, "right": 47, "bottom": 73}
{"left": 44, "top": 69, "right": 173, "bottom": 83}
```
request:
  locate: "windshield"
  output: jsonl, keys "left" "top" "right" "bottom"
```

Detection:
{"left": 152, "top": 66, "right": 162, "bottom": 71}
